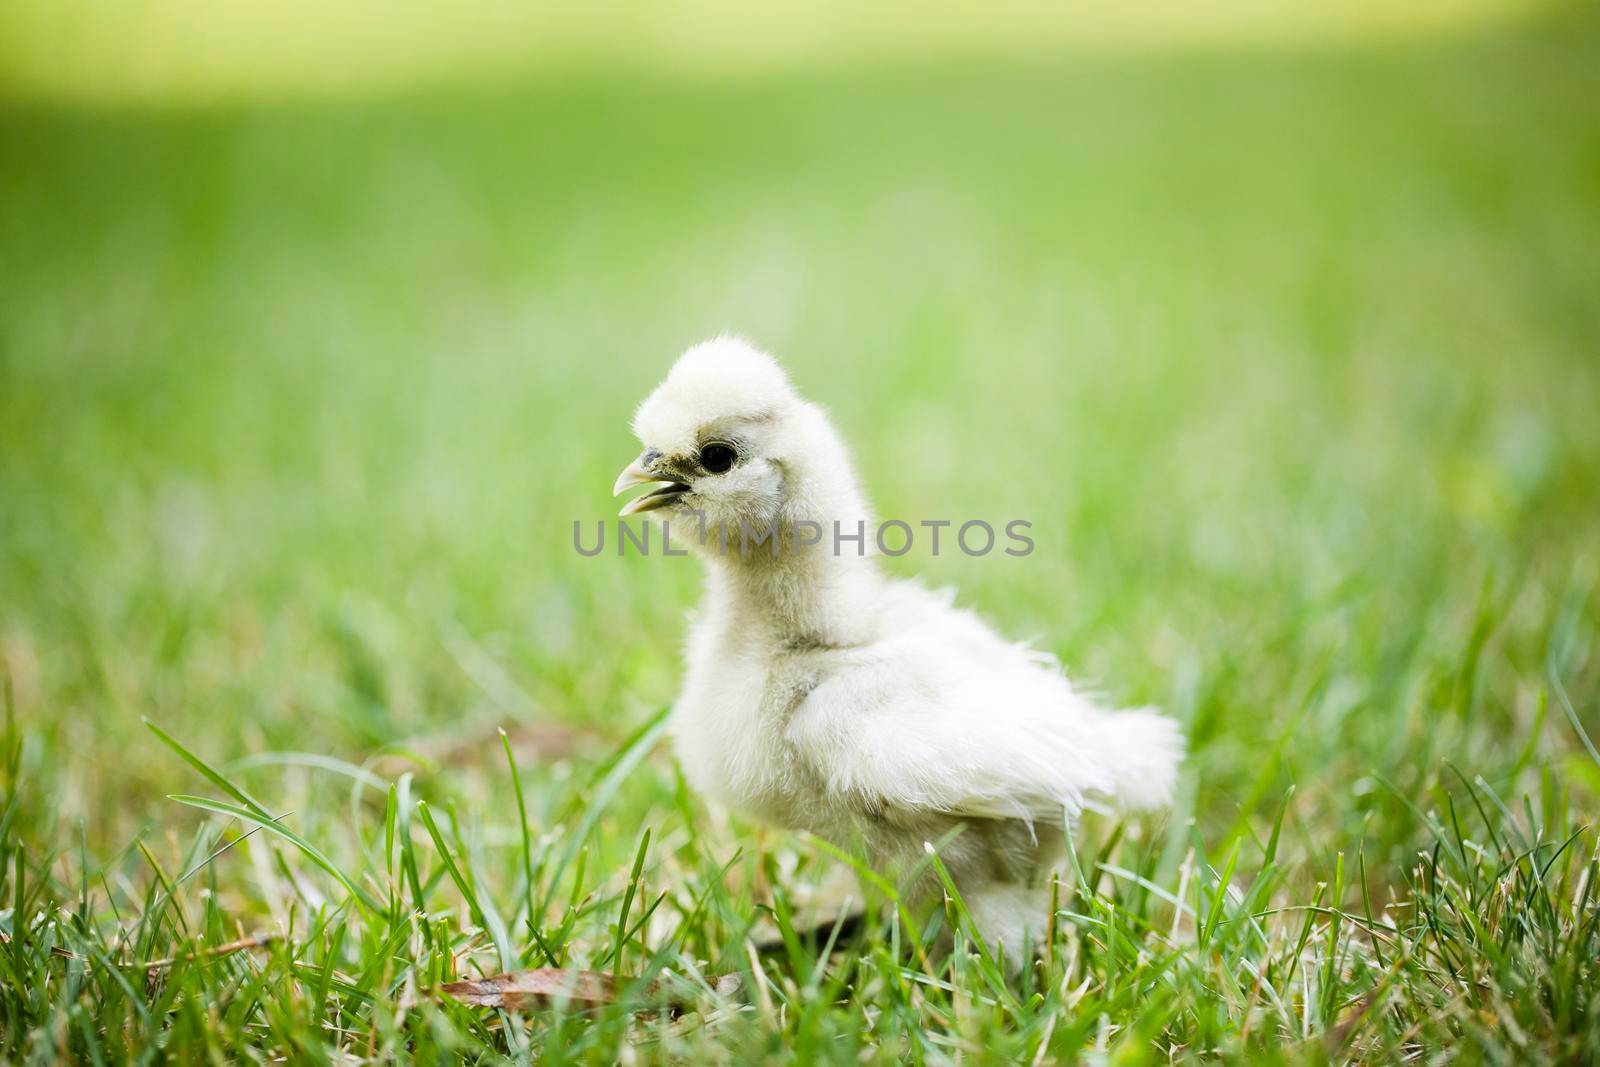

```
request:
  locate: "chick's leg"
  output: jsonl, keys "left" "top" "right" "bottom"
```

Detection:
{"left": 963, "top": 881, "right": 1049, "bottom": 971}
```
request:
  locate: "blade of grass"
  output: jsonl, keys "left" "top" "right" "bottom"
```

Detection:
{"left": 167, "top": 795, "right": 382, "bottom": 914}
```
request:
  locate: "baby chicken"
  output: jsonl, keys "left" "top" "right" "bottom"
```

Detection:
{"left": 614, "top": 337, "right": 1183, "bottom": 961}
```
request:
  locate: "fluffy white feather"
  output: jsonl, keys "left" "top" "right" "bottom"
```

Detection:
{"left": 616, "top": 337, "right": 1184, "bottom": 960}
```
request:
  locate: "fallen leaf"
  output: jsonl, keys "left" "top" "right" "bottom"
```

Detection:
{"left": 440, "top": 968, "right": 740, "bottom": 1011}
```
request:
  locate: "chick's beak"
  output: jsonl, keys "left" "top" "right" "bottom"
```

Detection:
{"left": 612, "top": 454, "right": 657, "bottom": 496}
{"left": 613, "top": 451, "right": 689, "bottom": 515}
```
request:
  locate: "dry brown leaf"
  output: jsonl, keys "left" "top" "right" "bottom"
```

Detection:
{"left": 440, "top": 968, "right": 740, "bottom": 1011}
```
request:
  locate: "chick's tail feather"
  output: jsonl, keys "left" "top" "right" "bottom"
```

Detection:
{"left": 1093, "top": 707, "right": 1184, "bottom": 811}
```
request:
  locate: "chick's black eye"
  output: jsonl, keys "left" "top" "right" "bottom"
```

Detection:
{"left": 699, "top": 443, "right": 737, "bottom": 474}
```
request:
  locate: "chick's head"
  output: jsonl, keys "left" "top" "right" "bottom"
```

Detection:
{"left": 613, "top": 337, "right": 803, "bottom": 536}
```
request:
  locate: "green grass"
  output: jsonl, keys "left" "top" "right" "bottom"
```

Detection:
{"left": 2, "top": 10, "right": 1600, "bottom": 1062}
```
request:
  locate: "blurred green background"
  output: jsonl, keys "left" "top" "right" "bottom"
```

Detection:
{"left": 2, "top": 0, "right": 1598, "bottom": 879}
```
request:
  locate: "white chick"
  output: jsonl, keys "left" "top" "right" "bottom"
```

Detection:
{"left": 614, "top": 337, "right": 1183, "bottom": 961}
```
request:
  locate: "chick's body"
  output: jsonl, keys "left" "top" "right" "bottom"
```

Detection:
{"left": 616, "top": 339, "right": 1183, "bottom": 957}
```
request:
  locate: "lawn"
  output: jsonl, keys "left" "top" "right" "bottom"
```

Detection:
{"left": 1, "top": 7, "right": 1599, "bottom": 1062}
